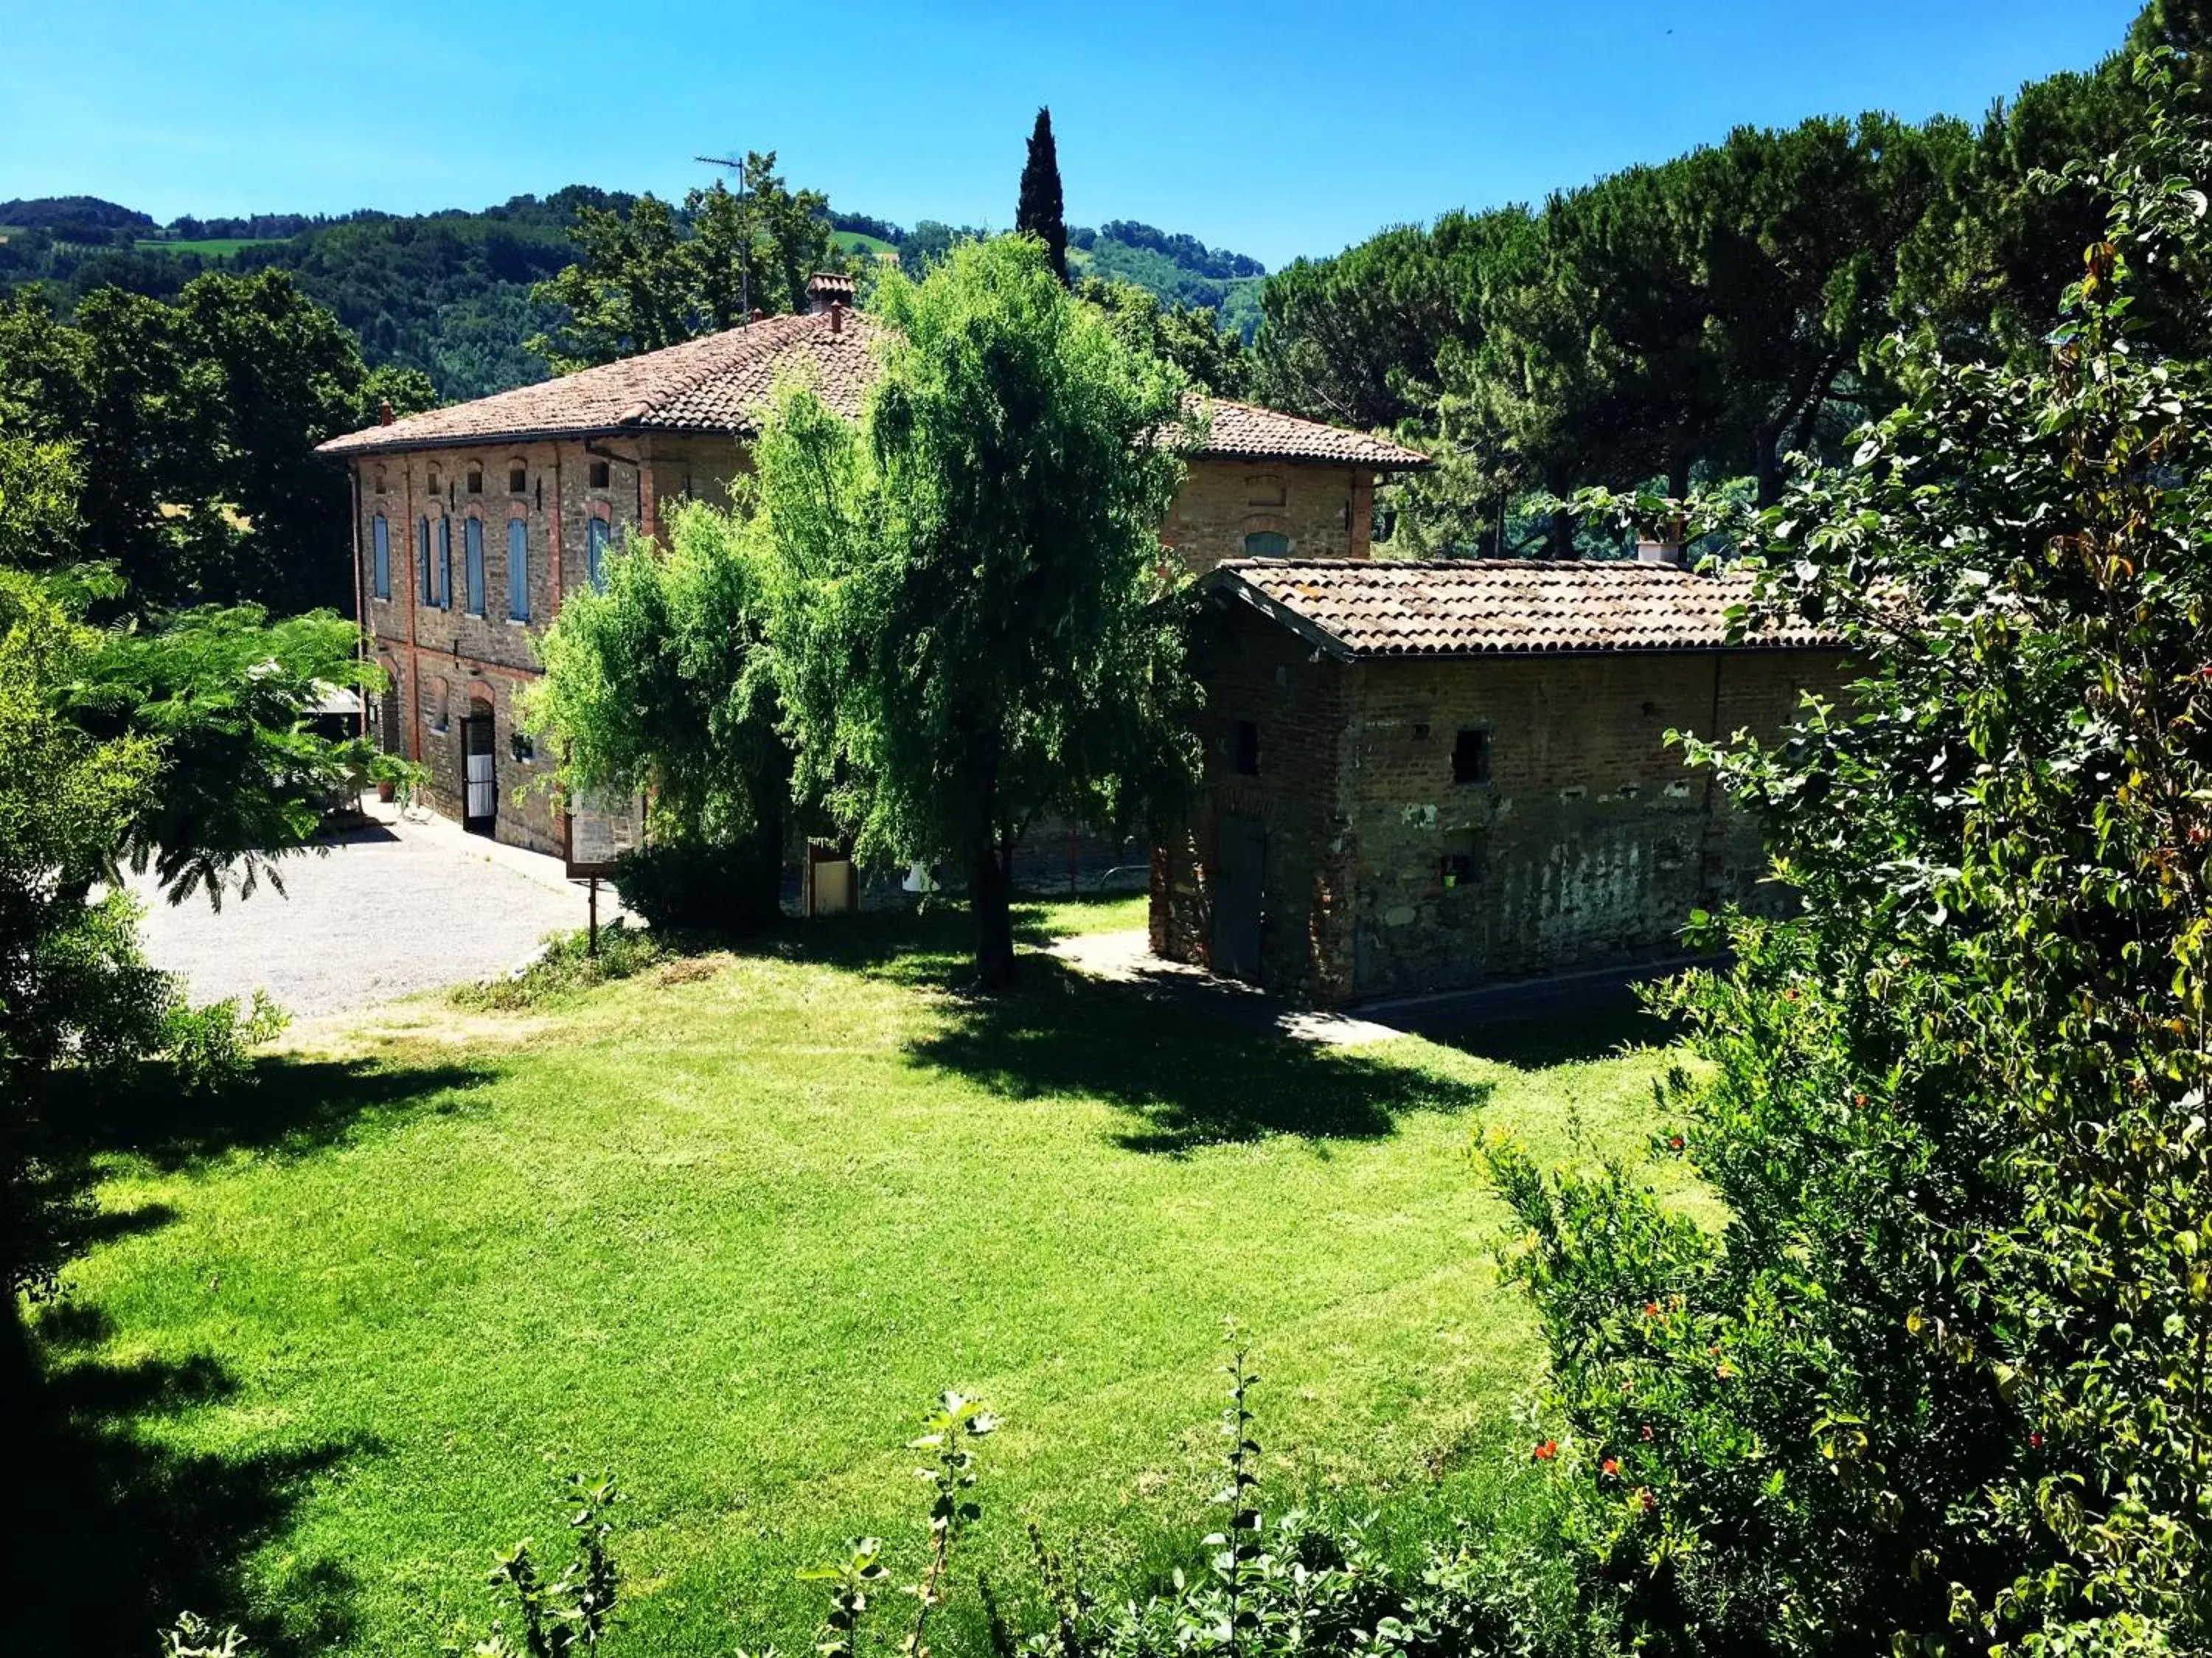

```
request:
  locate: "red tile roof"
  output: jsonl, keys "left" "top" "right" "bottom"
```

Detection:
{"left": 1188, "top": 398, "right": 1430, "bottom": 468}
{"left": 1207, "top": 558, "right": 1836, "bottom": 657}
{"left": 319, "top": 311, "right": 882, "bottom": 456}
{"left": 318, "top": 309, "right": 1430, "bottom": 468}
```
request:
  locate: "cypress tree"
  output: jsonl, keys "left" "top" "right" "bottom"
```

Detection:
{"left": 1016, "top": 106, "right": 1069, "bottom": 284}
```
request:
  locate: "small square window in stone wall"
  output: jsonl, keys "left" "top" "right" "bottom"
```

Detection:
{"left": 1232, "top": 719, "right": 1261, "bottom": 777}
{"left": 1453, "top": 728, "right": 1490, "bottom": 785}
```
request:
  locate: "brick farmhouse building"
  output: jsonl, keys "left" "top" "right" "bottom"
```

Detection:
{"left": 319, "top": 277, "right": 1428, "bottom": 854}
{"left": 1152, "top": 558, "right": 1843, "bottom": 1003}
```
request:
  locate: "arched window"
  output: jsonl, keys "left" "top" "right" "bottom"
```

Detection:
{"left": 464, "top": 518, "right": 486, "bottom": 615}
{"left": 466, "top": 466, "right": 484, "bottom": 496}
{"left": 371, "top": 514, "right": 390, "bottom": 600}
{"left": 508, "top": 462, "right": 527, "bottom": 494}
{"left": 507, "top": 518, "right": 530, "bottom": 620}
{"left": 437, "top": 518, "right": 453, "bottom": 608}
{"left": 586, "top": 518, "right": 611, "bottom": 590}
{"left": 417, "top": 516, "right": 432, "bottom": 603}
{"left": 1242, "top": 530, "right": 1291, "bottom": 558}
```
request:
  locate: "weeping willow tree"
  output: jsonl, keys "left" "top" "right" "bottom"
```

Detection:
{"left": 749, "top": 235, "right": 1200, "bottom": 988}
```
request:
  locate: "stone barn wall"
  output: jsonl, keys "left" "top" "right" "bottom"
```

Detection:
{"left": 1337, "top": 648, "right": 1843, "bottom": 999}
{"left": 1155, "top": 596, "right": 1846, "bottom": 1003}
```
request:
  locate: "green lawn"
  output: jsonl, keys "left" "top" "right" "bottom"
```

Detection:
{"left": 32, "top": 898, "right": 1682, "bottom": 1656}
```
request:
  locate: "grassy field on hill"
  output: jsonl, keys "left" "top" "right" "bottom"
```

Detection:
{"left": 833, "top": 229, "right": 897, "bottom": 260}
{"left": 33, "top": 896, "right": 1688, "bottom": 1657}
{"left": 133, "top": 236, "right": 289, "bottom": 257}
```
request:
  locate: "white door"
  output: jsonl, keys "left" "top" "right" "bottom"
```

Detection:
{"left": 463, "top": 717, "right": 497, "bottom": 828}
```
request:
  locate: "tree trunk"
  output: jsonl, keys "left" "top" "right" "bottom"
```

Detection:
{"left": 1548, "top": 503, "right": 1578, "bottom": 559}
{"left": 737, "top": 740, "right": 793, "bottom": 933}
{"left": 1759, "top": 344, "right": 1850, "bottom": 508}
{"left": 1754, "top": 423, "right": 1786, "bottom": 510}
{"left": 964, "top": 826, "right": 1015, "bottom": 991}
{"left": 1666, "top": 454, "right": 1692, "bottom": 503}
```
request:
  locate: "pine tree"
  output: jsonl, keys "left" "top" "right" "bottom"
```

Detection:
{"left": 1016, "top": 107, "right": 1069, "bottom": 285}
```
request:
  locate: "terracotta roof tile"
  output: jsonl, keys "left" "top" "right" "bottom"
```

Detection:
{"left": 1208, "top": 558, "right": 1835, "bottom": 657}
{"left": 319, "top": 312, "right": 1430, "bottom": 468}
{"left": 1188, "top": 398, "right": 1429, "bottom": 468}
{"left": 319, "top": 311, "right": 880, "bottom": 455}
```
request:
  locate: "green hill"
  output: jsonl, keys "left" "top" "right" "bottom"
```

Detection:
{"left": 3, "top": 191, "right": 1267, "bottom": 401}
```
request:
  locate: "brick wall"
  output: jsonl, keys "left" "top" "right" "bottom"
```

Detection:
{"left": 1155, "top": 596, "right": 1847, "bottom": 1003}
{"left": 1150, "top": 609, "right": 1360, "bottom": 1001}
{"left": 1160, "top": 459, "right": 1373, "bottom": 572}
{"left": 354, "top": 437, "right": 654, "bottom": 855}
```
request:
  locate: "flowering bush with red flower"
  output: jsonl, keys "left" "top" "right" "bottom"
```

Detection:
{"left": 1486, "top": 58, "right": 2212, "bottom": 1658}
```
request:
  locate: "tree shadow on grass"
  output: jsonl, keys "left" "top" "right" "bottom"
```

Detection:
{"left": 753, "top": 898, "right": 1070, "bottom": 991}
{"left": 907, "top": 953, "right": 1490, "bottom": 1154}
{"left": 59, "top": 1052, "right": 501, "bottom": 1173}
{"left": 23, "top": 1306, "right": 368, "bottom": 1657}
{"left": 14, "top": 1055, "right": 487, "bottom": 1654}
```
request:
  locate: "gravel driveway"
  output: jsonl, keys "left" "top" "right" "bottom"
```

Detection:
{"left": 131, "top": 805, "right": 618, "bottom": 1018}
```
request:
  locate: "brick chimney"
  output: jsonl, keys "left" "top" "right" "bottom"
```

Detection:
{"left": 378, "top": 398, "right": 394, "bottom": 426}
{"left": 806, "top": 271, "right": 855, "bottom": 314}
{"left": 1635, "top": 537, "right": 1684, "bottom": 566}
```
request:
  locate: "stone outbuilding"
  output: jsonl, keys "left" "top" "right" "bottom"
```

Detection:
{"left": 317, "top": 277, "right": 1428, "bottom": 853}
{"left": 1151, "top": 558, "right": 1844, "bottom": 1005}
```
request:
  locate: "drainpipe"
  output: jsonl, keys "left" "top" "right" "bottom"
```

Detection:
{"left": 549, "top": 445, "right": 566, "bottom": 608}
{"left": 347, "top": 463, "right": 366, "bottom": 740}
{"left": 404, "top": 457, "right": 421, "bottom": 763}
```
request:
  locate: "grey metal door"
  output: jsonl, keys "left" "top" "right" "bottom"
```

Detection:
{"left": 1213, "top": 815, "right": 1266, "bottom": 982}
{"left": 378, "top": 686, "right": 402, "bottom": 755}
{"left": 462, "top": 715, "right": 496, "bottom": 832}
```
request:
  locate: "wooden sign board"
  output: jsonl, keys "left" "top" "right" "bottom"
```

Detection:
{"left": 563, "top": 792, "right": 644, "bottom": 879}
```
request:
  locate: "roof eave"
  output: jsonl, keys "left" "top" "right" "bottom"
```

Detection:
{"left": 1343, "top": 639, "right": 1837, "bottom": 660}
{"left": 1200, "top": 567, "right": 1358, "bottom": 661}
{"left": 1189, "top": 445, "right": 1432, "bottom": 470}
{"left": 316, "top": 419, "right": 664, "bottom": 459}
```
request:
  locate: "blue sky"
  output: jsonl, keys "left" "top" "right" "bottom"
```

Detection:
{"left": 1, "top": 0, "right": 2142, "bottom": 268}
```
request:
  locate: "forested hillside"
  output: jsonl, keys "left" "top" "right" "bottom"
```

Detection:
{"left": 1, "top": 189, "right": 1267, "bottom": 400}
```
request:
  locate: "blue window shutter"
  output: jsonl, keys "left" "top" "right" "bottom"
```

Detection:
{"left": 372, "top": 515, "right": 389, "bottom": 599}
{"left": 465, "top": 518, "right": 486, "bottom": 615}
{"left": 438, "top": 520, "right": 453, "bottom": 608}
{"left": 1242, "top": 530, "right": 1291, "bottom": 557}
{"left": 587, "top": 518, "right": 608, "bottom": 589}
{"left": 508, "top": 519, "right": 530, "bottom": 620}
{"left": 418, "top": 518, "right": 431, "bottom": 603}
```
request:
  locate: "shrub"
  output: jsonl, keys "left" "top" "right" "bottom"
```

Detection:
{"left": 1485, "top": 55, "right": 2212, "bottom": 1657}
{"left": 610, "top": 838, "right": 782, "bottom": 940}
{"left": 451, "top": 923, "right": 665, "bottom": 1011}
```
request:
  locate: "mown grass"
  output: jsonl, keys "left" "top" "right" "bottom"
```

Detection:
{"left": 133, "top": 236, "right": 289, "bottom": 257}
{"left": 833, "top": 229, "right": 897, "bottom": 260}
{"left": 32, "top": 895, "right": 1684, "bottom": 1656}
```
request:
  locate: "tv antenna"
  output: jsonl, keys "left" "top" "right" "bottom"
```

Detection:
{"left": 695, "top": 152, "right": 750, "bottom": 321}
